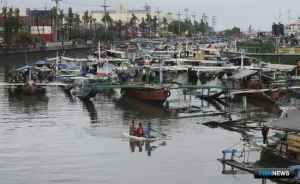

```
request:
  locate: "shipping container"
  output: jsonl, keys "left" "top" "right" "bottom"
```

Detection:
{"left": 31, "top": 26, "right": 52, "bottom": 35}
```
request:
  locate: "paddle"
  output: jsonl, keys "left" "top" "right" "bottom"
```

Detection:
{"left": 156, "top": 131, "right": 167, "bottom": 137}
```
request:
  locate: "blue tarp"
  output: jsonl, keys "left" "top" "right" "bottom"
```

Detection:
{"left": 230, "top": 69, "right": 258, "bottom": 80}
{"left": 17, "top": 65, "right": 31, "bottom": 72}
{"left": 36, "top": 60, "right": 49, "bottom": 65}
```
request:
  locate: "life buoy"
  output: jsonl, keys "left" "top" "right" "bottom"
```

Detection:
{"left": 164, "top": 90, "right": 171, "bottom": 98}
{"left": 279, "top": 91, "right": 284, "bottom": 97}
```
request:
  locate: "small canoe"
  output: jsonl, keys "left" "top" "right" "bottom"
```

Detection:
{"left": 122, "top": 132, "right": 158, "bottom": 141}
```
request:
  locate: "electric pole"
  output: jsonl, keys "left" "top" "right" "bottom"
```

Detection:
{"left": 191, "top": 12, "right": 197, "bottom": 37}
{"left": 184, "top": 8, "right": 189, "bottom": 21}
{"left": 51, "top": 0, "right": 62, "bottom": 43}
{"left": 101, "top": 0, "right": 110, "bottom": 44}
{"left": 176, "top": 10, "right": 182, "bottom": 37}
{"left": 211, "top": 16, "right": 216, "bottom": 31}
{"left": 155, "top": 7, "right": 162, "bottom": 32}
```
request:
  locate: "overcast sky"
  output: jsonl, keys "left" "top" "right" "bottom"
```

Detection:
{"left": 6, "top": 0, "right": 300, "bottom": 31}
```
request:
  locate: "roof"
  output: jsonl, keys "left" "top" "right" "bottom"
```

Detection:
{"left": 230, "top": 69, "right": 258, "bottom": 80}
{"left": 271, "top": 109, "right": 300, "bottom": 132}
{"left": 265, "top": 64, "right": 296, "bottom": 71}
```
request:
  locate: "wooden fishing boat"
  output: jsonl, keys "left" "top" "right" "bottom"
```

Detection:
{"left": 122, "top": 132, "right": 158, "bottom": 141}
{"left": 123, "top": 88, "right": 170, "bottom": 106}
{"left": 20, "top": 80, "right": 38, "bottom": 95}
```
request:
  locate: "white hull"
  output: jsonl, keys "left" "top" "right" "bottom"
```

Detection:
{"left": 122, "top": 132, "right": 158, "bottom": 141}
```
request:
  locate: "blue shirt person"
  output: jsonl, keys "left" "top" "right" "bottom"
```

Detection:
{"left": 145, "top": 122, "right": 156, "bottom": 138}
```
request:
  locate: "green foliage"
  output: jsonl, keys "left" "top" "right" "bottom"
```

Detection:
{"left": 16, "top": 30, "right": 32, "bottom": 44}
{"left": 2, "top": 7, "right": 23, "bottom": 44}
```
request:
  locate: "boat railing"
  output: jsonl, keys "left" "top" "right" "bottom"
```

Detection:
{"left": 236, "top": 46, "right": 261, "bottom": 53}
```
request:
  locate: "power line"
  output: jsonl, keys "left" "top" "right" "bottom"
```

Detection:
{"left": 62, "top": 0, "right": 99, "bottom": 6}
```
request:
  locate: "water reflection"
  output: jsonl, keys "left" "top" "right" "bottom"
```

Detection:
{"left": 129, "top": 141, "right": 166, "bottom": 156}
{"left": 82, "top": 99, "right": 98, "bottom": 123}
{"left": 7, "top": 88, "right": 49, "bottom": 108}
{"left": 115, "top": 95, "right": 168, "bottom": 119}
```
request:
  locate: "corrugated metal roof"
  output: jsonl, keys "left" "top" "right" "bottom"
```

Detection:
{"left": 230, "top": 69, "right": 258, "bottom": 80}
{"left": 271, "top": 109, "right": 300, "bottom": 132}
{"left": 265, "top": 64, "right": 296, "bottom": 71}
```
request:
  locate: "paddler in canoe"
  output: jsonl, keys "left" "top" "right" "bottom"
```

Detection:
{"left": 135, "top": 123, "right": 145, "bottom": 137}
{"left": 145, "top": 122, "right": 156, "bottom": 138}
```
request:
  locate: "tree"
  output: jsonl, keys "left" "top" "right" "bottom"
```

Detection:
{"left": 114, "top": 20, "right": 124, "bottom": 40}
{"left": 139, "top": 17, "right": 146, "bottom": 29}
{"left": 17, "top": 30, "right": 32, "bottom": 44}
{"left": 73, "top": 14, "right": 81, "bottom": 37}
{"left": 67, "top": 7, "right": 74, "bottom": 38}
{"left": 2, "top": 7, "right": 23, "bottom": 44}
{"left": 58, "top": 9, "right": 64, "bottom": 40}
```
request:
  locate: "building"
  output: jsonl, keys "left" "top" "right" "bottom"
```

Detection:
{"left": 80, "top": 3, "right": 173, "bottom": 31}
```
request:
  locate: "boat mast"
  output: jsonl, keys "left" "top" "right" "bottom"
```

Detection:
{"left": 56, "top": 51, "right": 58, "bottom": 75}
{"left": 98, "top": 42, "right": 100, "bottom": 60}
{"left": 159, "top": 59, "right": 163, "bottom": 84}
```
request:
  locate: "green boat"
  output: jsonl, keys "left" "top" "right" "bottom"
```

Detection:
{"left": 223, "top": 41, "right": 300, "bottom": 65}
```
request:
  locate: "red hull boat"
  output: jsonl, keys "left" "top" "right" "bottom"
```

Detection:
{"left": 123, "top": 88, "right": 171, "bottom": 105}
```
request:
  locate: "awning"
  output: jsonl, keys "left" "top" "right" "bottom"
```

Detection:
{"left": 230, "top": 69, "right": 258, "bottom": 80}
{"left": 265, "top": 64, "right": 296, "bottom": 71}
{"left": 35, "top": 60, "right": 49, "bottom": 65}
{"left": 271, "top": 109, "right": 300, "bottom": 133}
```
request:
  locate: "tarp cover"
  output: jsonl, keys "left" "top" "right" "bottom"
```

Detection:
{"left": 271, "top": 109, "right": 300, "bottom": 132}
{"left": 230, "top": 69, "right": 258, "bottom": 80}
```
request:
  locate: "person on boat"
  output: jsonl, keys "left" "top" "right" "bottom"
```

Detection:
{"left": 145, "top": 122, "right": 156, "bottom": 138}
{"left": 135, "top": 123, "right": 145, "bottom": 137}
{"left": 129, "top": 120, "right": 136, "bottom": 135}
{"left": 262, "top": 124, "right": 269, "bottom": 145}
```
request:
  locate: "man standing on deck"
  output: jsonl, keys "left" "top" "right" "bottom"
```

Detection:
{"left": 262, "top": 124, "right": 269, "bottom": 145}
{"left": 135, "top": 123, "right": 145, "bottom": 137}
{"left": 145, "top": 122, "right": 156, "bottom": 138}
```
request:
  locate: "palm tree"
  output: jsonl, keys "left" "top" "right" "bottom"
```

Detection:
{"left": 130, "top": 13, "right": 138, "bottom": 31}
{"left": 50, "top": 7, "right": 57, "bottom": 41}
{"left": 73, "top": 14, "right": 81, "bottom": 37}
{"left": 114, "top": 20, "right": 124, "bottom": 40}
{"left": 58, "top": 9, "right": 64, "bottom": 40}
{"left": 101, "top": 12, "right": 113, "bottom": 27}
{"left": 67, "top": 7, "right": 73, "bottom": 37}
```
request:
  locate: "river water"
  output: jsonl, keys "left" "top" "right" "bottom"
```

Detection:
{"left": 0, "top": 57, "right": 298, "bottom": 184}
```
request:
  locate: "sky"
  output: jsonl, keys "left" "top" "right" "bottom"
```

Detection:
{"left": 5, "top": 0, "right": 300, "bottom": 31}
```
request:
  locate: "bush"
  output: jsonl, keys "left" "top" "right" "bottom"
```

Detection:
{"left": 17, "top": 30, "right": 32, "bottom": 44}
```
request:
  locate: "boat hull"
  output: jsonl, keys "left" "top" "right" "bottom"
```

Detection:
{"left": 123, "top": 88, "right": 169, "bottom": 105}
{"left": 20, "top": 81, "right": 37, "bottom": 95}
{"left": 236, "top": 89, "right": 280, "bottom": 101}
{"left": 122, "top": 132, "right": 158, "bottom": 141}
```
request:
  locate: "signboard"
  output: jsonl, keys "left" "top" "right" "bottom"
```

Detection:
{"left": 31, "top": 26, "right": 52, "bottom": 35}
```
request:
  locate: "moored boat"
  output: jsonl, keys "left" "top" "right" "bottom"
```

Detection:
{"left": 122, "top": 88, "right": 170, "bottom": 106}
{"left": 20, "top": 80, "right": 38, "bottom": 95}
{"left": 122, "top": 132, "right": 158, "bottom": 141}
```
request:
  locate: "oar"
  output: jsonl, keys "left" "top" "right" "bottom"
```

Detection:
{"left": 156, "top": 131, "right": 167, "bottom": 137}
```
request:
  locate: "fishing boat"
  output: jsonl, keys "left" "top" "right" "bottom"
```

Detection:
{"left": 122, "top": 132, "right": 158, "bottom": 141}
{"left": 123, "top": 88, "right": 170, "bottom": 106}
{"left": 229, "top": 69, "right": 283, "bottom": 101}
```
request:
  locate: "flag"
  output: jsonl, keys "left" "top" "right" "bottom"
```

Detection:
{"left": 184, "top": 30, "right": 188, "bottom": 35}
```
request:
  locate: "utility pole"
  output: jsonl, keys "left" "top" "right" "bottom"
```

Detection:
{"left": 51, "top": 0, "right": 62, "bottom": 43}
{"left": 176, "top": 10, "right": 181, "bottom": 37}
{"left": 202, "top": 13, "right": 208, "bottom": 39}
{"left": 184, "top": 8, "right": 189, "bottom": 21}
{"left": 211, "top": 16, "right": 216, "bottom": 31}
{"left": 155, "top": 7, "right": 162, "bottom": 32}
{"left": 101, "top": 0, "right": 110, "bottom": 44}
{"left": 191, "top": 12, "right": 197, "bottom": 37}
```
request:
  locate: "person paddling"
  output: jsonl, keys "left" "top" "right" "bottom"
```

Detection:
{"left": 145, "top": 122, "right": 156, "bottom": 138}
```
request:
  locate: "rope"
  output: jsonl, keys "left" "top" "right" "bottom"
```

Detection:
{"left": 262, "top": 92, "right": 287, "bottom": 107}
{"left": 223, "top": 129, "right": 261, "bottom": 153}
